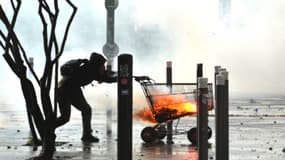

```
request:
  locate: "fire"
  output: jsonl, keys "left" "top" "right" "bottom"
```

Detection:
{"left": 134, "top": 108, "right": 156, "bottom": 124}
{"left": 135, "top": 94, "right": 197, "bottom": 124}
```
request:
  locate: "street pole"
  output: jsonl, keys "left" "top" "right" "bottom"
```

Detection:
{"left": 196, "top": 63, "right": 203, "bottom": 146}
{"left": 221, "top": 70, "right": 229, "bottom": 160}
{"left": 103, "top": 0, "right": 119, "bottom": 136}
{"left": 215, "top": 71, "right": 229, "bottom": 160}
{"left": 214, "top": 66, "right": 221, "bottom": 102}
{"left": 117, "top": 54, "right": 133, "bottom": 160}
{"left": 166, "top": 61, "right": 174, "bottom": 144}
{"left": 198, "top": 77, "right": 208, "bottom": 160}
{"left": 103, "top": 0, "right": 119, "bottom": 69}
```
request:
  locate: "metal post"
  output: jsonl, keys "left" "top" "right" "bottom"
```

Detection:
{"left": 226, "top": 72, "right": 229, "bottom": 160}
{"left": 215, "top": 73, "right": 226, "bottom": 160}
{"left": 214, "top": 66, "right": 221, "bottom": 100}
{"left": 103, "top": 0, "right": 119, "bottom": 68}
{"left": 166, "top": 61, "right": 174, "bottom": 144}
{"left": 196, "top": 63, "right": 203, "bottom": 146}
{"left": 220, "top": 71, "right": 229, "bottom": 160}
{"left": 28, "top": 57, "right": 34, "bottom": 69}
{"left": 198, "top": 78, "right": 208, "bottom": 160}
{"left": 117, "top": 54, "right": 133, "bottom": 160}
{"left": 103, "top": 0, "right": 119, "bottom": 136}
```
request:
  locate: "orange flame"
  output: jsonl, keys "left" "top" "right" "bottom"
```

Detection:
{"left": 134, "top": 108, "right": 156, "bottom": 124}
{"left": 135, "top": 94, "right": 197, "bottom": 124}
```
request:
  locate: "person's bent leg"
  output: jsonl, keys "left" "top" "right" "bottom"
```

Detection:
{"left": 71, "top": 88, "right": 99, "bottom": 142}
{"left": 55, "top": 87, "right": 72, "bottom": 128}
{"left": 53, "top": 87, "right": 71, "bottom": 152}
{"left": 55, "top": 101, "right": 71, "bottom": 128}
{"left": 81, "top": 105, "right": 92, "bottom": 135}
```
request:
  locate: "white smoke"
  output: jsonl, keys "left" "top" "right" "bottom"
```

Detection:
{"left": 1, "top": 0, "right": 285, "bottom": 102}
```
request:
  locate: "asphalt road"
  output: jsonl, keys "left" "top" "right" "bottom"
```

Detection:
{"left": 0, "top": 100, "right": 284, "bottom": 160}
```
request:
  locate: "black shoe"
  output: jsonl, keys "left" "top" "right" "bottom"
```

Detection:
{"left": 81, "top": 135, "right": 99, "bottom": 143}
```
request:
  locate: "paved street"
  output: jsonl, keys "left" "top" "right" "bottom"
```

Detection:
{"left": 0, "top": 96, "right": 285, "bottom": 160}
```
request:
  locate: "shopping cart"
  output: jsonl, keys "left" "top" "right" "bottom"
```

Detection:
{"left": 134, "top": 76, "right": 214, "bottom": 144}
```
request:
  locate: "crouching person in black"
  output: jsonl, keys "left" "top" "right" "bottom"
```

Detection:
{"left": 56, "top": 52, "right": 116, "bottom": 142}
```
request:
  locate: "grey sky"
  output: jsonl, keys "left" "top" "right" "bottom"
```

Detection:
{"left": 1, "top": 0, "right": 285, "bottom": 97}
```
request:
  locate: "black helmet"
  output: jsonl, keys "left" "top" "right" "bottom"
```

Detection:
{"left": 89, "top": 52, "right": 106, "bottom": 65}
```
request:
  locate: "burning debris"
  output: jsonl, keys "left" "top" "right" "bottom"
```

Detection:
{"left": 135, "top": 94, "right": 197, "bottom": 124}
{"left": 133, "top": 76, "right": 205, "bottom": 124}
{"left": 135, "top": 108, "right": 156, "bottom": 124}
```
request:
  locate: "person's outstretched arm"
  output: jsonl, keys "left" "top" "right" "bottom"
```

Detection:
{"left": 101, "top": 70, "right": 117, "bottom": 83}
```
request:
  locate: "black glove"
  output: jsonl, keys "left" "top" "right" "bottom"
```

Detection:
{"left": 102, "top": 70, "right": 117, "bottom": 83}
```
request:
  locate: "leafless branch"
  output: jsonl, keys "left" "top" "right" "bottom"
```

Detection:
{"left": 38, "top": 2, "right": 48, "bottom": 56}
{"left": 41, "top": 0, "right": 53, "bottom": 16}
{"left": 45, "top": 0, "right": 59, "bottom": 90}
{"left": 1, "top": 1, "right": 24, "bottom": 75}
{"left": 10, "top": 0, "right": 21, "bottom": 31}
{"left": 0, "top": 41, "right": 4, "bottom": 49}
{"left": 18, "top": 37, "right": 41, "bottom": 85}
{"left": 0, "top": 6, "right": 11, "bottom": 31}
{"left": 38, "top": 1, "right": 50, "bottom": 85}
{"left": 0, "top": 31, "right": 7, "bottom": 49}
{"left": 10, "top": 0, "right": 16, "bottom": 11}
{"left": 53, "top": 16, "right": 59, "bottom": 115}
{"left": 3, "top": 27, "right": 41, "bottom": 85}
{"left": 47, "top": 7, "right": 58, "bottom": 60}
{"left": 1, "top": 1, "right": 41, "bottom": 85}
{"left": 38, "top": 1, "right": 56, "bottom": 90}
{"left": 3, "top": 53, "right": 21, "bottom": 77}
{"left": 52, "top": 0, "right": 77, "bottom": 63}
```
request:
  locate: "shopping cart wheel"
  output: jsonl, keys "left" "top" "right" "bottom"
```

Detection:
{"left": 187, "top": 126, "right": 212, "bottom": 144}
{"left": 187, "top": 127, "right": 197, "bottom": 145}
{"left": 156, "top": 125, "right": 166, "bottom": 140}
{"left": 141, "top": 127, "right": 156, "bottom": 143}
{"left": 208, "top": 126, "right": 212, "bottom": 139}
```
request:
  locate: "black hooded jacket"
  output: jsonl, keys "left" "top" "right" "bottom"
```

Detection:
{"left": 59, "top": 59, "right": 116, "bottom": 89}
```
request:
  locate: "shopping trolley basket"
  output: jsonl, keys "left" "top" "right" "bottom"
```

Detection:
{"left": 134, "top": 76, "right": 214, "bottom": 144}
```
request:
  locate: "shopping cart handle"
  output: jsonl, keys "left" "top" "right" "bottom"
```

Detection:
{"left": 133, "top": 76, "right": 151, "bottom": 82}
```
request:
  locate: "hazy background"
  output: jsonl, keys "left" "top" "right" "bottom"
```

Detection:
{"left": 1, "top": 0, "right": 285, "bottom": 108}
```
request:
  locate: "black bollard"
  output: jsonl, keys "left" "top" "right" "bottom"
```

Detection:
{"left": 214, "top": 66, "right": 221, "bottom": 104}
{"left": 198, "top": 78, "right": 208, "bottom": 160}
{"left": 117, "top": 54, "right": 133, "bottom": 160}
{"left": 196, "top": 63, "right": 203, "bottom": 146}
{"left": 215, "top": 73, "right": 226, "bottom": 160}
{"left": 166, "top": 61, "right": 174, "bottom": 144}
{"left": 221, "top": 71, "right": 229, "bottom": 160}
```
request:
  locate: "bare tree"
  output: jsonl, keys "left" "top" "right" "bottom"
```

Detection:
{"left": 0, "top": 0, "right": 77, "bottom": 159}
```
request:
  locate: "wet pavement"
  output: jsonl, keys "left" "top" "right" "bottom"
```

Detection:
{"left": 0, "top": 97, "right": 285, "bottom": 160}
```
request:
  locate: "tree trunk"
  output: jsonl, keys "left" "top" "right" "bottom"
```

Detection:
{"left": 1, "top": 1, "right": 77, "bottom": 159}
{"left": 31, "top": 133, "right": 56, "bottom": 160}
{"left": 37, "top": 125, "right": 56, "bottom": 160}
{"left": 20, "top": 78, "right": 44, "bottom": 139}
{"left": 20, "top": 79, "right": 57, "bottom": 159}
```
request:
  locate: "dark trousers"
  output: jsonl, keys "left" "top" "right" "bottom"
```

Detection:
{"left": 56, "top": 86, "right": 92, "bottom": 136}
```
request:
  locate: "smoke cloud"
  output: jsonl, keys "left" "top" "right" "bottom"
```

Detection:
{"left": 1, "top": 0, "right": 285, "bottom": 101}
